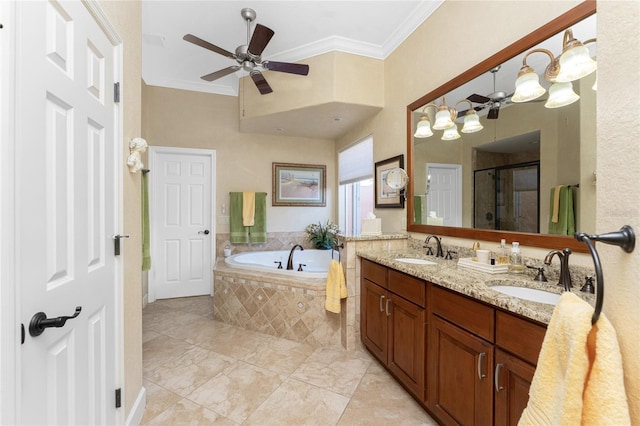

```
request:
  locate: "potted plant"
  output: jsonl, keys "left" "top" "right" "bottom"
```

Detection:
{"left": 305, "top": 220, "right": 340, "bottom": 250}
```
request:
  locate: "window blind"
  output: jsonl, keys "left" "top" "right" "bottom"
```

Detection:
{"left": 339, "top": 136, "right": 373, "bottom": 185}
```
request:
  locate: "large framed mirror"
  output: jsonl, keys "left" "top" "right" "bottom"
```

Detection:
{"left": 407, "top": 1, "right": 596, "bottom": 252}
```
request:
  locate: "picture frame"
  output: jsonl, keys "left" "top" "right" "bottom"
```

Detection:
{"left": 272, "top": 162, "right": 326, "bottom": 206}
{"left": 375, "top": 155, "right": 405, "bottom": 208}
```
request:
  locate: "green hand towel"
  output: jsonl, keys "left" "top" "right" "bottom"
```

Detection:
{"left": 548, "top": 186, "right": 575, "bottom": 236}
{"left": 230, "top": 192, "right": 249, "bottom": 243}
{"left": 414, "top": 196, "right": 422, "bottom": 224}
{"left": 249, "top": 192, "right": 267, "bottom": 244}
{"left": 141, "top": 172, "right": 151, "bottom": 271}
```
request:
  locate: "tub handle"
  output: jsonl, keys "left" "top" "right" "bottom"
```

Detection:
{"left": 274, "top": 261, "right": 283, "bottom": 269}
{"left": 297, "top": 264, "right": 306, "bottom": 272}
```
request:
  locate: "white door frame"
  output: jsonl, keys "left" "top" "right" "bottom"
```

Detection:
{"left": 0, "top": 2, "right": 124, "bottom": 423}
{"left": 148, "top": 146, "right": 216, "bottom": 303}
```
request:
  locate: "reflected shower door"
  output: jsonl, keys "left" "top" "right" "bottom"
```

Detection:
{"left": 474, "top": 169, "right": 496, "bottom": 229}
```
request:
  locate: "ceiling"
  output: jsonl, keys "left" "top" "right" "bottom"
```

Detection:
{"left": 142, "top": 1, "right": 443, "bottom": 139}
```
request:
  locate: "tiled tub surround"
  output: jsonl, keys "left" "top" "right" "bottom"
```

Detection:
{"left": 213, "top": 260, "right": 342, "bottom": 347}
{"left": 357, "top": 248, "right": 595, "bottom": 325}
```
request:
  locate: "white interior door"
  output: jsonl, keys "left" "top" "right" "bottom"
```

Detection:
{"left": 10, "top": 1, "right": 122, "bottom": 424}
{"left": 149, "top": 147, "right": 215, "bottom": 301}
{"left": 426, "top": 163, "right": 462, "bottom": 227}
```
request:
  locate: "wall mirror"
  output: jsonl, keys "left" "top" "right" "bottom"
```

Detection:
{"left": 407, "top": 2, "right": 596, "bottom": 252}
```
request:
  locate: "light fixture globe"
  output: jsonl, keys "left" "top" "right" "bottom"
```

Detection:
{"left": 512, "top": 65, "right": 546, "bottom": 103}
{"left": 414, "top": 115, "right": 433, "bottom": 138}
{"left": 441, "top": 124, "right": 460, "bottom": 140}
{"left": 545, "top": 82, "right": 580, "bottom": 108}
{"left": 461, "top": 111, "right": 483, "bottom": 133}
{"left": 432, "top": 106, "right": 456, "bottom": 130}
{"left": 555, "top": 31, "right": 597, "bottom": 82}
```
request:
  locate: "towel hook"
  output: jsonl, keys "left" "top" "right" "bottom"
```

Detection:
{"left": 574, "top": 225, "right": 635, "bottom": 324}
{"left": 332, "top": 243, "right": 344, "bottom": 263}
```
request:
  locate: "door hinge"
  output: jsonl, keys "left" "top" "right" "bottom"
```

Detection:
{"left": 115, "top": 388, "right": 121, "bottom": 408}
{"left": 113, "top": 234, "right": 130, "bottom": 256}
{"left": 114, "top": 82, "right": 120, "bottom": 103}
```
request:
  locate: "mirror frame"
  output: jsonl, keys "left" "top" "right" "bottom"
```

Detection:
{"left": 406, "top": 1, "right": 595, "bottom": 253}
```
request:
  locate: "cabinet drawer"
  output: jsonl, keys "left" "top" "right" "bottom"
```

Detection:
{"left": 361, "top": 259, "right": 388, "bottom": 288}
{"left": 496, "top": 311, "right": 546, "bottom": 365}
{"left": 388, "top": 269, "right": 425, "bottom": 307}
{"left": 431, "top": 285, "right": 495, "bottom": 342}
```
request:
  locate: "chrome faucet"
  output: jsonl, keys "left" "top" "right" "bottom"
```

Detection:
{"left": 544, "top": 248, "right": 572, "bottom": 291}
{"left": 286, "top": 244, "right": 304, "bottom": 270}
{"left": 424, "top": 235, "right": 444, "bottom": 258}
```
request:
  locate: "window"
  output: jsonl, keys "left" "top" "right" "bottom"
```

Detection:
{"left": 338, "top": 136, "right": 374, "bottom": 235}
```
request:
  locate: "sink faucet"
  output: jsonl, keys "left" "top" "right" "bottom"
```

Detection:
{"left": 286, "top": 244, "right": 304, "bottom": 270}
{"left": 544, "top": 248, "right": 572, "bottom": 291}
{"left": 424, "top": 235, "right": 444, "bottom": 258}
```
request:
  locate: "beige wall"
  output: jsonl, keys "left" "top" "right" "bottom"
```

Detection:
{"left": 99, "top": 0, "right": 143, "bottom": 419}
{"left": 142, "top": 85, "right": 337, "bottom": 233}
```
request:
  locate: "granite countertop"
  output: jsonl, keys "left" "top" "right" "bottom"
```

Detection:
{"left": 357, "top": 249, "right": 595, "bottom": 325}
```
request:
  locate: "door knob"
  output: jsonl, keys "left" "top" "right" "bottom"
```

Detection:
{"left": 198, "top": 229, "right": 210, "bottom": 235}
{"left": 29, "top": 306, "right": 82, "bottom": 337}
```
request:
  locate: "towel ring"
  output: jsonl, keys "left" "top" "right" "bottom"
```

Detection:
{"left": 574, "top": 225, "right": 635, "bottom": 324}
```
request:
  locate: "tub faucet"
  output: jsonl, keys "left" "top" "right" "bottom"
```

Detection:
{"left": 424, "top": 235, "right": 444, "bottom": 258}
{"left": 287, "top": 244, "right": 304, "bottom": 270}
{"left": 544, "top": 248, "right": 573, "bottom": 291}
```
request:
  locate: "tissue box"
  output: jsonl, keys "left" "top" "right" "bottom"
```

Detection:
{"left": 361, "top": 218, "right": 382, "bottom": 236}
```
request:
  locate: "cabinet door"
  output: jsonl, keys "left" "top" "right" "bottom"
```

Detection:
{"left": 429, "top": 315, "right": 494, "bottom": 426}
{"left": 494, "top": 349, "right": 536, "bottom": 426}
{"left": 361, "top": 278, "right": 388, "bottom": 362}
{"left": 388, "top": 295, "right": 426, "bottom": 399}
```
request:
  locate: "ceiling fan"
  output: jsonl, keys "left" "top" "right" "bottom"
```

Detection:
{"left": 183, "top": 8, "right": 309, "bottom": 95}
{"left": 460, "top": 66, "right": 514, "bottom": 120}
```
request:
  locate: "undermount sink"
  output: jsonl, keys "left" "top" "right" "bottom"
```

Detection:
{"left": 394, "top": 258, "right": 437, "bottom": 266}
{"left": 491, "top": 285, "right": 560, "bottom": 305}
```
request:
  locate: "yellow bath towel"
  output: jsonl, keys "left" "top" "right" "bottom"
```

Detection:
{"left": 518, "top": 292, "right": 630, "bottom": 426}
{"left": 551, "top": 185, "right": 563, "bottom": 223}
{"left": 242, "top": 191, "right": 255, "bottom": 226}
{"left": 325, "top": 259, "right": 347, "bottom": 314}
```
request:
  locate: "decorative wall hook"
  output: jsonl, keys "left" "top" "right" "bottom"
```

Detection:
{"left": 127, "top": 137, "right": 148, "bottom": 173}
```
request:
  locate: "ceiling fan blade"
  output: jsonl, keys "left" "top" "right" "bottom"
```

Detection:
{"left": 201, "top": 66, "right": 240, "bottom": 82}
{"left": 263, "top": 61, "right": 309, "bottom": 76}
{"left": 248, "top": 24, "right": 274, "bottom": 56}
{"left": 487, "top": 107, "right": 500, "bottom": 119}
{"left": 467, "top": 93, "right": 492, "bottom": 104}
{"left": 183, "top": 34, "right": 235, "bottom": 59}
{"left": 250, "top": 71, "right": 273, "bottom": 95}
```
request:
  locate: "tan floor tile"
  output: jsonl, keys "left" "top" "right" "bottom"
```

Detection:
{"left": 146, "top": 346, "right": 237, "bottom": 397}
{"left": 145, "top": 398, "right": 237, "bottom": 425}
{"left": 160, "top": 316, "right": 233, "bottom": 345}
{"left": 198, "top": 324, "right": 275, "bottom": 360}
{"left": 241, "top": 336, "right": 315, "bottom": 375}
{"left": 140, "top": 380, "right": 183, "bottom": 424}
{"left": 291, "top": 346, "right": 372, "bottom": 397}
{"left": 143, "top": 334, "right": 195, "bottom": 375}
{"left": 244, "top": 378, "right": 350, "bottom": 426}
{"left": 186, "top": 361, "right": 286, "bottom": 424}
{"left": 143, "top": 308, "right": 205, "bottom": 335}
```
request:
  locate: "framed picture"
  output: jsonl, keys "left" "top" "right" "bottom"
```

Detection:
{"left": 375, "top": 155, "right": 405, "bottom": 208}
{"left": 272, "top": 162, "right": 326, "bottom": 206}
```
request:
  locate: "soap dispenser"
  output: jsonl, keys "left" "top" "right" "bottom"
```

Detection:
{"left": 497, "top": 239, "right": 509, "bottom": 265}
{"left": 508, "top": 242, "right": 525, "bottom": 274}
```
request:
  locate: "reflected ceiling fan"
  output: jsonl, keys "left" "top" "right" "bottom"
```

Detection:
{"left": 183, "top": 8, "right": 309, "bottom": 95}
{"left": 460, "top": 66, "right": 514, "bottom": 120}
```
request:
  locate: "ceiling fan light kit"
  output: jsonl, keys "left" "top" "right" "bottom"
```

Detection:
{"left": 183, "top": 7, "right": 309, "bottom": 95}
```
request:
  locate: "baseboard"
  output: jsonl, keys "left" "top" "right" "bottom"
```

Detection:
{"left": 125, "top": 386, "right": 146, "bottom": 426}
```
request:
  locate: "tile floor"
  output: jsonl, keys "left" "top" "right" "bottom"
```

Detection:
{"left": 142, "top": 296, "right": 437, "bottom": 425}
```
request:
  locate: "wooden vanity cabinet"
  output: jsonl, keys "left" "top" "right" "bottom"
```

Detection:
{"left": 429, "top": 286, "right": 495, "bottom": 425}
{"left": 360, "top": 258, "right": 546, "bottom": 425}
{"left": 360, "top": 259, "right": 426, "bottom": 400}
